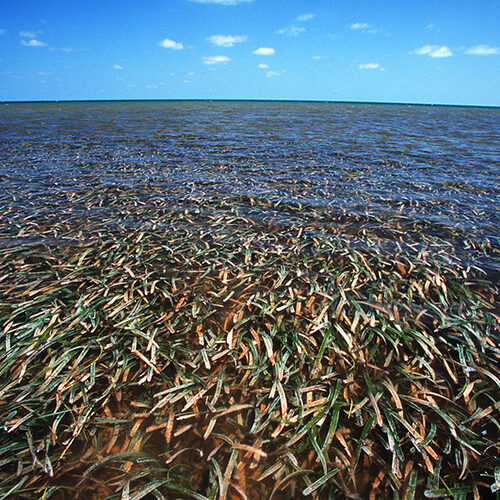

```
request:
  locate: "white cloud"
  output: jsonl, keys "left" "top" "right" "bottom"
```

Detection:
{"left": 425, "top": 24, "right": 435, "bottom": 30}
{"left": 0, "top": 29, "right": 5, "bottom": 35}
{"left": 20, "top": 31, "right": 38, "bottom": 38}
{"left": 37, "top": 71, "right": 51, "bottom": 75}
{"left": 159, "top": 38, "right": 184, "bottom": 50}
{"left": 312, "top": 55, "right": 327, "bottom": 60}
{"left": 21, "top": 39, "right": 47, "bottom": 47}
{"left": 413, "top": 45, "right": 453, "bottom": 58}
{"left": 358, "top": 62, "right": 380, "bottom": 69}
{"left": 207, "top": 34, "right": 247, "bottom": 47}
{"left": 187, "top": 0, "right": 253, "bottom": 4}
{"left": 113, "top": 64, "right": 124, "bottom": 70}
{"left": 258, "top": 63, "right": 269, "bottom": 69}
{"left": 296, "top": 13, "right": 314, "bottom": 22}
{"left": 351, "top": 22, "right": 371, "bottom": 30}
{"left": 277, "top": 26, "right": 305, "bottom": 36}
{"left": 350, "top": 22, "right": 377, "bottom": 33}
{"left": 202, "top": 55, "right": 231, "bottom": 65}
{"left": 253, "top": 47, "right": 275, "bottom": 56}
{"left": 465, "top": 45, "right": 499, "bottom": 56}
{"left": 266, "top": 70, "right": 284, "bottom": 78}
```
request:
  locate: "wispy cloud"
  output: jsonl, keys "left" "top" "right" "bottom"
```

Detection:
{"left": 113, "top": 64, "right": 124, "bottom": 70}
{"left": 159, "top": 38, "right": 184, "bottom": 50}
{"left": 202, "top": 55, "right": 231, "bottom": 65}
{"left": 253, "top": 47, "right": 275, "bottom": 56}
{"left": 350, "top": 22, "right": 378, "bottom": 34}
{"left": 266, "top": 70, "right": 284, "bottom": 78}
{"left": 351, "top": 22, "right": 371, "bottom": 30}
{"left": 312, "top": 55, "right": 327, "bottom": 60}
{"left": 296, "top": 13, "right": 314, "bottom": 22}
{"left": 277, "top": 26, "right": 305, "bottom": 36}
{"left": 425, "top": 24, "right": 435, "bottom": 30}
{"left": 412, "top": 45, "right": 453, "bottom": 58}
{"left": 21, "top": 39, "right": 47, "bottom": 47}
{"left": 20, "top": 31, "right": 38, "bottom": 38}
{"left": 187, "top": 0, "right": 253, "bottom": 4}
{"left": 358, "top": 62, "right": 380, "bottom": 69}
{"left": 465, "top": 45, "right": 499, "bottom": 56}
{"left": 258, "top": 63, "right": 269, "bottom": 69}
{"left": 207, "top": 35, "right": 247, "bottom": 47}
{"left": 19, "top": 30, "right": 48, "bottom": 47}
{"left": 0, "top": 29, "right": 5, "bottom": 35}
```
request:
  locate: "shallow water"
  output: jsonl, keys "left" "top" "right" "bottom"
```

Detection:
{"left": 1, "top": 100, "right": 499, "bottom": 270}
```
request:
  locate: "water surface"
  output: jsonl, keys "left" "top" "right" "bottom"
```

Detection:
{"left": 1, "top": 100, "right": 498, "bottom": 270}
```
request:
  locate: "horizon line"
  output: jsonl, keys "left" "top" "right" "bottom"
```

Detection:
{"left": 1, "top": 98, "right": 499, "bottom": 109}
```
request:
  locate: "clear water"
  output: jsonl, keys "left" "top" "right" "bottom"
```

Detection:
{"left": 1, "top": 100, "right": 499, "bottom": 270}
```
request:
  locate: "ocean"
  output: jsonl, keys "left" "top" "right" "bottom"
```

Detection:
{"left": 0, "top": 100, "right": 499, "bottom": 273}
{"left": 1, "top": 100, "right": 499, "bottom": 497}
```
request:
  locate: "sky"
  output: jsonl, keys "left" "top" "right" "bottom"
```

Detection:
{"left": 1, "top": 0, "right": 499, "bottom": 105}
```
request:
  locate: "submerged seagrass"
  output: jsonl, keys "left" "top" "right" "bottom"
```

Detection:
{"left": 0, "top": 101, "right": 499, "bottom": 499}
{"left": 0, "top": 191, "right": 498, "bottom": 499}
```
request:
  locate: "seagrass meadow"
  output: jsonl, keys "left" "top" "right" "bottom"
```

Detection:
{"left": 0, "top": 101, "right": 499, "bottom": 499}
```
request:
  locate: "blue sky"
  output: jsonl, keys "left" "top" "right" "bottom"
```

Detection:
{"left": 1, "top": 0, "right": 499, "bottom": 105}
